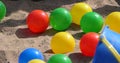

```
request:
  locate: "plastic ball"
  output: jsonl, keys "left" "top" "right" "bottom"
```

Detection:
{"left": 47, "top": 54, "right": 72, "bottom": 63}
{"left": 80, "top": 12, "right": 104, "bottom": 33}
{"left": 50, "top": 32, "right": 75, "bottom": 54}
{"left": 50, "top": 8, "right": 72, "bottom": 31}
{"left": 70, "top": 2, "right": 92, "bottom": 25}
{"left": 19, "top": 48, "right": 44, "bottom": 63}
{"left": 0, "top": 1, "right": 6, "bottom": 20}
{"left": 105, "top": 12, "right": 120, "bottom": 33}
{"left": 27, "top": 10, "right": 49, "bottom": 33}
{"left": 28, "top": 59, "right": 45, "bottom": 63}
{"left": 80, "top": 32, "right": 99, "bottom": 57}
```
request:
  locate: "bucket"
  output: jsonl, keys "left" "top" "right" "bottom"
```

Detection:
{"left": 93, "top": 26, "right": 120, "bottom": 63}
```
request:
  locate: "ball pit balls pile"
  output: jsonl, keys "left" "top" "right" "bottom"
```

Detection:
{"left": 1, "top": 1, "right": 120, "bottom": 63}
{"left": 18, "top": 48, "right": 72, "bottom": 63}
{"left": 70, "top": 2, "right": 92, "bottom": 25}
{"left": 25, "top": 2, "right": 104, "bottom": 33}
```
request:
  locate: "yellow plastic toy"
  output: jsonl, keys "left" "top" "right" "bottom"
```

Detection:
{"left": 105, "top": 12, "right": 120, "bottom": 33}
{"left": 70, "top": 2, "right": 92, "bottom": 25}
{"left": 50, "top": 32, "right": 75, "bottom": 54}
{"left": 28, "top": 59, "right": 45, "bottom": 63}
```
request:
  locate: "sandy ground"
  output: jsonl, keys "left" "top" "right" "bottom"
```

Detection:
{"left": 0, "top": 0, "right": 120, "bottom": 63}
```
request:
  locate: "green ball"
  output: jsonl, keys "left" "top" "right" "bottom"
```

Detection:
{"left": 0, "top": 1, "right": 6, "bottom": 20}
{"left": 47, "top": 54, "right": 72, "bottom": 63}
{"left": 50, "top": 8, "right": 72, "bottom": 31}
{"left": 80, "top": 12, "right": 104, "bottom": 33}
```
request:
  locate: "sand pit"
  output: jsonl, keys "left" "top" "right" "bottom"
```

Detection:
{"left": 0, "top": 0, "right": 120, "bottom": 63}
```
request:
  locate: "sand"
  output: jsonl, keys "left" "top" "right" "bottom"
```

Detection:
{"left": 0, "top": 0, "right": 120, "bottom": 63}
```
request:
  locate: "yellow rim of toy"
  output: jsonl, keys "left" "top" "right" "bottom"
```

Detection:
{"left": 101, "top": 35, "right": 120, "bottom": 63}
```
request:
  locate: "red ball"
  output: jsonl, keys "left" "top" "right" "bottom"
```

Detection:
{"left": 80, "top": 32, "right": 99, "bottom": 57}
{"left": 27, "top": 10, "right": 49, "bottom": 33}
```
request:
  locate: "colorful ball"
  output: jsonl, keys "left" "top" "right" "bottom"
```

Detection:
{"left": 47, "top": 54, "right": 72, "bottom": 63}
{"left": 70, "top": 2, "right": 92, "bottom": 25}
{"left": 29, "top": 59, "right": 45, "bottom": 63}
{"left": 50, "top": 32, "right": 75, "bottom": 54}
{"left": 27, "top": 10, "right": 49, "bottom": 33}
{"left": 105, "top": 12, "right": 120, "bottom": 33}
{"left": 19, "top": 48, "right": 44, "bottom": 63}
{"left": 0, "top": 1, "right": 6, "bottom": 20}
{"left": 80, "top": 32, "right": 99, "bottom": 57}
{"left": 50, "top": 8, "right": 72, "bottom": 31}
{"left": 80, "top": 12, "right": 104, "bottom": 33}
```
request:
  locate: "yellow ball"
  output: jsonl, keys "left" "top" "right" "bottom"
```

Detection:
{"left": 51, "top": 32, "right": 75, "bottom": 54}
{"left": 28, "top": 59, "right": 45, "bottom": 63}
{"left": 105, "top": 12, "right": 120, "bottom": 33}
{"left": 70, "top": 2, "right": 92, "bottom": 25}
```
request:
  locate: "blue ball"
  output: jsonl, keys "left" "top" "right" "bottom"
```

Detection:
{"left": 18, "top": 48, "right": 44, "bottom": 63}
